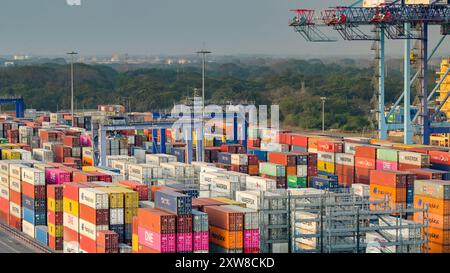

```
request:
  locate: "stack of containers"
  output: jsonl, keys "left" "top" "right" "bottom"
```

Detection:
{"left": 204, "top": 205, "right": 244, "bottom": 253}
{"left": 135, "top": 208, "right": 177, "bottom": 253}
{"left": 123, "top": 188, "right": 139, "bottom": 245}
{"left": 398, "top": 151, "right": 430, "bottom": 171}
{"left": 231, "top": 154, "right": 248, "bottom": 174}
{"left": 21, "top": 167, "right": 46, "bottom": 239}
{"left": 247, "top": 154, "right": 259, "bottom": 176}
{"left": 96, "top": 187, "right": 125, "bottom": 244}
{"left": 414, "top": 180, "right": 450, "bottom": 253}
{"left": 259, "top": 162, "right": 286, "bottom": 189}
{"left": 317, "top": 140, "right": 343, "bottom": 177}
{"left": 9, "top": 164, "right": 30, "bottom": 230}
{"left": 117, "top": 180, "right": 149, "bottom": 201}
{"left": 290, "top": 134, "right": 308, "bottom": 152}
{"left": 369, "top": 170, "right": 408, "bottom": 211}
{"left": 63, "top": 183, "right": 91, "bottom": 253}
{"left": 0, "top": 172, "right": 8, "bottom": 223}
{"left": 47, "top": 185, "right": 64, "bottom": 251}
{"left": 377, "top": 148, "right": 400, "bottom": 171}
{"left": 46, "top": 168, "right": 71, "bottom": 184}
{"left": 217, "top": 152, "right": 232, "bottom": 171}
{"left": 78, "top": 188, "right": 109, "bottom": 253}
{"left": 96, "top": 230, "right": 119, "bottom": 253}
{"left": 291, "top": 151, "right": 318, "bottom": 188}
{"left": 410, "top": 168, "right": 450, "bottom": 180}
{"left": 223, "top": 205, "right": 259, "bottom": 253}
{"left": 335, "top": 153, "right": 355, "bottom": 187}
{"left": 268, "top": 152, "right": 296, "bottom": 188}
{"left": 154, "top": 190, "right": 192, "bottom": 253}
{"left": 355, "top": 145, "right": 378, "bottom": 185}
{"left": 192, "top": 210, "right": 209, "bottom": 253}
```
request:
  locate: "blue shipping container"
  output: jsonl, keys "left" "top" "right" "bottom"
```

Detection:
{"left": 35, "top": 226, "right": 48, "bottom": 246}
{"left": 218, "top": 152, "right": 232, "bottom": 165}
{"left": 22, "top": 207, "right": 47, "bottom": 226}
{"left": 309, "top": 177, "right": 339, "bottom": 190}
{"left": 155, "top": 190, "right": 192, "bottom": 215}
{"left": 248, "top": 149, "right": 268, "bottom": 162}
{"left": 22, "top": 195, "right": 46, "bottom": 211}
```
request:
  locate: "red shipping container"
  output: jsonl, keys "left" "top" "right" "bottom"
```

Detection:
{"left": 97, "top": 230, "right": 119, "bottom": 251}
{"left": 9, "top": 189, "right": 21, "bottom": 205}
{"left": 21, "top": 182, "right": 46, "bottom": 200}
{"left": 247, "top": 154, "right": 259, "bottom": 165}
{"left": 355, "top": 157, "right": 376, "bottom": 170}
{"left": 118, "top": 180, "right": 149, "bottom": 201}
{"left": 49, "top": 236, "right": 63, "bottom": 251}
{"left": 0, "top": 197, "right": 9, "bottom": 214}
{"left": 247, "top": 139, "right": 261, "bottom": 148}
{"left": 137, "top": 208, "right": 176, "bottom": 234}
{"left": 63, "top": 183, "right": 91, "bottom": 201}
{"left": 63, "top": 226, "right": 78, "bottom": 242}
{"left": 73, "top": 171, "right": 99, "bottom": 182}
{"left": 428, "top": 151, "right": 450, "bottom": 166}
{"left": 90, "top": 172, "right": 112, "bottom": 182}
{"left": 192, "top": 198, "right": 227, "bottom": 211}
{"left": 398, "top": 163, "right": 423, "bottom": 171}
{"left": 370, "top": 170, "right": 408, "bottom": 188}
{"left": 203, "top": 206, "right": 244, "bottom": 231}
{"left": 290, "top": 134, "right": 308, "bottom": 147}
{"left": 79, "top": 204, "right": 109, "bottom": 225}
{"left": 409, "top": 168, "right": 446, "bottom": 180}
{"left": 231, "top": 164, "right": 248, "bottom": 173}
{"left": 63, "top": 136, "right": 80, "bottom": 147}
{"left": 268, "top": 152, "right": 297, "bottom": 166}
{"left": 9, "top": 215, "right": 21, "bottom": 230}
{"left": 79, "top": 234, "right": 97, "bottom": 253}
{"left": 47, "top": 185, "right": 64, "bottom": 200}
{"left": 355, "top": 146, "right": 378, "bottom": 160}
{"left": 48, "top": 210, "right": 63, "bottom": 225}
{"left": 317, "top": 140, "right": 344, "bottom": 153}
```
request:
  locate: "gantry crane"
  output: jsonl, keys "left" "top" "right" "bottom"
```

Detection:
{"left": 290, "top": 0, "right": 450, "bottom": 145}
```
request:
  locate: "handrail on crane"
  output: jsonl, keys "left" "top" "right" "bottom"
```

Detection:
{"left": 289, "top": 9, "right": 315, "bottom": 26}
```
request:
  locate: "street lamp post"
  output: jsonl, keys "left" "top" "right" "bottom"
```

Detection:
{"left": 67, "top": 51, "right": 78, "bottom": 126}
{"left": 196, "top": 48, "right": 211, "bottom": 162}
{"left": 320, "top": 97, "right": 327, "bottom": 133}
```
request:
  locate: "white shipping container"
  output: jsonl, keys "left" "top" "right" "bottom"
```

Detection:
{"left": 0, "top": 173, "right": 8, "bottom": 188}
{"left": 191, "top": 161, "right": 215, "bottom": 174}
{"left": 71, "top": 147, "right": 81, "bottom": 158}
{"left": 33, "top": 149, "right": 54, "bottom": 162}
{"left": 12, "top": 149, "right": 32, "bottom": 161}
{"left": 294, "top": 212, "right": 320, "bottom": 232}
{"left": 245, "top": 176, "right": 276, "bottom": 191}
{"left": 9, "top": 177, "right": 21, "bottom": 193}
{"left": 296, "top": 165, "right": 308, "bottom": 177}
{"left": 335, "top": 153, "right": 355, "bottom": 166}
{"left": 111, "top": 160, "right": 130, "bottom": 177}
{"left": 200, "top": 165, "right": 223, "bottom": 173}
{"left": 344, "top": 142, "right": 362, "bottom": 155}
{"left": 9, "top": 164, "right": 28, "bottom": 180}
{"left": 22, "top": 220, "right": 35, "bottom": 238}
{"left": 21, "top": 168, "right": 45, "bottom": 185}
{"left": 352, "top": 184, "right": 370, "bottom": 197}
{"left": 127, "top": 164, "right": 153, "bottom": 180}
{"left": 200, "top": 172, "right": 228, "bottom": 186}
{"left": 9, "top": 202, "right": 21, "bottom": 218}
{"left": 365, "top": 232, "right": 396, "bottom": 253}
{"left": 235, "top": 191, "right": 260, "bottom": 210}
{"left": 399, "top": 151, "right": 430, "bottom": 166}
{"left": 63, "top": 242, "right": 80, "bottom": 254}
{"left": 272, "top": 243, "right": 289, "bottom": 253}
{"left": 110, "top": 208, "right": 124, "bottom": 225}
{"left": 146, "top": 154, "right": 176, "bottom": 165}
{"left": 0, "top": 184, "right": 9, "bottom": 200}
{"left": 95, "top": 169, "right": 124, "bottom": 183}
{"left": 64, "top": 212, "right": 79, "bottom": 232}
{"left": 79, "top": 188, "right": 109, "bottom": 209}
{"left": 231, "top": 154, "right": 248, "bottom": 166}
{"left": 317, "top": 151, "right": 335, "bottom": 163}
{"left": 160, "top": 162, "right": 184, "bottom": 178}
{"left": 211, "top": 178, "right": 239, "bottom": 195}
{"left": 79, "top": 218, "right": 108, "bottom": 241}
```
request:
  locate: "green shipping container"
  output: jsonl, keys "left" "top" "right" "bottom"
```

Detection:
{"left": 259, "top": 162, "right": 286, "bottom": 177}
{"left": 288, "top": 176, "right": 307, "bottom": 188}
{"left": 376, "top": 148, "right": 399, "bottom": 162}
{"left": 0, "top": 138, "right": 8, "bottom": 144}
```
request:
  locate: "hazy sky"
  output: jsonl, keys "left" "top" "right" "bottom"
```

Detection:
{"left": 0, "top": 0, "right": 448, "bottom": 57}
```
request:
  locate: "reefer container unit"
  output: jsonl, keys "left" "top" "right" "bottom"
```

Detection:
{"left": 154, "top": 190, "right": 192, "bottom": 215}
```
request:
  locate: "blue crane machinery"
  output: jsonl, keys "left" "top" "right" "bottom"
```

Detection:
{"left": 0, "top": 97, "right": 26, "bottom": 118}
{"left": 289, "top": 0, "right": 450, "bottom": 145}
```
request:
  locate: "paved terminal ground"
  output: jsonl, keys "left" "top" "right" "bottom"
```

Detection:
{"left": 0, "top": 230, "right": 37, "bottom": 253}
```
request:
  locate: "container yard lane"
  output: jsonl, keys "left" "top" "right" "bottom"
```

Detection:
{"left": 0, "top": 229, "right": 37, "bottom": 253}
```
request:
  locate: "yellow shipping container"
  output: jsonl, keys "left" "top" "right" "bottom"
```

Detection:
{"left": 317, "top": 160, "right": 335, "bottom": 174}
{"left": 132, "top": 234, "right": 139, "bottom": 252}
{"left": 96, "top": 187, "right": 124, "bottom": 208}
{"left": 124, "top": 208, "right": 138, "bottom": 224}
{"left": 63, "top": 197, "right": 79, "bottom": 216}
{"left": 2, "top": 149, "right": 21, "bottom": 160}
{"left": 48, "top": 223, "right": 63, "bottom": 237}
{"left": 211, "top": 197, "right": 246, "bottom": 208}
{"left": 82, "top": 166, "right": 97, "bottom": 172}
{"left": 47, "top": 198, "right": 63, "bottom": 213}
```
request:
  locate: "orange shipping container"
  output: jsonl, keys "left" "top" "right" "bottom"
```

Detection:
{"left": 248, "top": 165, "right": 259, "bottom": 176}
{"left": 370, "top": 184, "right": 407, "bottom": 203}
{"left": 414, "top": 212, "right": 450, "bottom": 230}
{"left": 286, "top": 166, "right": 297, "bottom": 176}
{"left": 209, "top": 225, "right": 243, "bottom": 249}
{"left": 414, "top": 194, "right": 450, "bottom": 216}
{"left": 425, "top": 242, "right": 450, "bottom": 253}
{"left": 427, "top": 227, "right": 450, "bottom": 245}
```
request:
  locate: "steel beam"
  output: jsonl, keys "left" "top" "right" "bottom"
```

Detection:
{"left": 404, "top": 22, "right": 413, "bottom": 144}
{"left": 379, "top": 28, "right": 388, "bottom": 140}
{"left": 421, "top": 23, "right": 430, "bottom": 145}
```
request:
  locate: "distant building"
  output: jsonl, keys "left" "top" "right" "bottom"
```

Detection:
{"left": 4, "top": 62, "right": 15, "bottom": 67}
{"left": 13, "top": 55, "right": 29, "bottom": 61}
{"left": 111, "top": 53, "right": 120, "bottom": 63}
